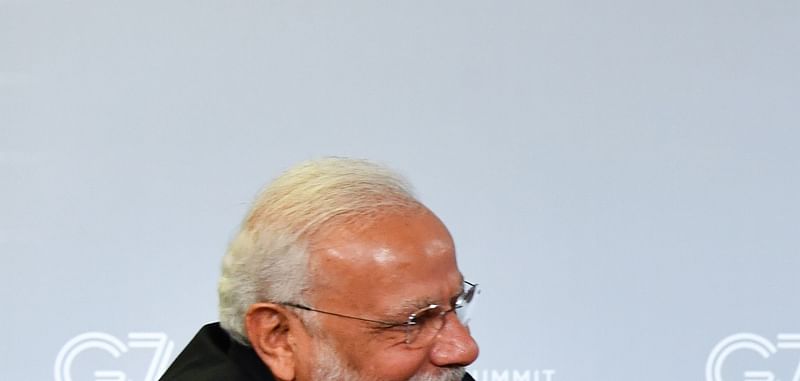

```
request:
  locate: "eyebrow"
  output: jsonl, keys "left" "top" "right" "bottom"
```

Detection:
{"left": 382, "top": 276, "right": 467, "bottom": 320}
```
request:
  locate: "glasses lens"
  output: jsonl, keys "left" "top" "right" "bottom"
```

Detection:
{"left": 405, "top": 282, "right": 479, "bottom": 348}
{"left": 406, "top": 305, "right": 445, "bottom": 348}
{"left": 455, "top": 283, "right": 478, "bottom": 326}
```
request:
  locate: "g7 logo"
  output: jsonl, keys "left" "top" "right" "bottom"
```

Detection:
{"left": 54, "top": 332, "right": 175, "bottom": 381}
{"left": 706, "top": 333, "right": 800, "bottom": 381}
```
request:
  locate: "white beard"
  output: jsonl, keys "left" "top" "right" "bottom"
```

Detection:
{"left": 311, "top": 337, "right": 465, "bottom": 381}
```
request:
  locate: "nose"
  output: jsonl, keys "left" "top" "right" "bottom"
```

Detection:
{"left": 429, "top": 312, "right": 480, "bottom": 367}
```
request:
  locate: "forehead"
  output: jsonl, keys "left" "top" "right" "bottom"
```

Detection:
{"left": 307, "top": 209, "right": 462, "bottom": 312}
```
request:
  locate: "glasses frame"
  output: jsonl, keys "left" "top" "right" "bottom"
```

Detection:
{"left": 282, "top": 280, "right": 478, "bottom": 345}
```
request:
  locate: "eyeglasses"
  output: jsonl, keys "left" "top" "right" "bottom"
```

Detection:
{"left": 283, "top": 280, "right": 478, "bottom": 348}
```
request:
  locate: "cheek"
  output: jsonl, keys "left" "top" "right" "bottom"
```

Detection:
{"left": 355, "top": 346, "right": 429, "bottom": 381}
{"left": 319, "top": 320, "right": 431, "bottom": 380}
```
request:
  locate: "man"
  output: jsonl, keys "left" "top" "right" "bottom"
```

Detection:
{"left": 160, "top": 158, "right": 479, "bottom": 381}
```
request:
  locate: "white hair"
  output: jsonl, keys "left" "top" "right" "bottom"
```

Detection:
{"left": 218, "top": 157, "right": 421, "bottom": 345}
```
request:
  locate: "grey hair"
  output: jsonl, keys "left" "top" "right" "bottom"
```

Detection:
{"left": 218, "top": 157, "right": 421, "bottom": 345}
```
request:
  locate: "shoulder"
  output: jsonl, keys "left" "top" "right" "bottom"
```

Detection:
{"left": 159, "top": 323, "right": 273, "bottom": 381}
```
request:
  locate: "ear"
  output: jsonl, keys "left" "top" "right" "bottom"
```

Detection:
{"left": 245, "top": 303, "right": 300, "bottom": 381}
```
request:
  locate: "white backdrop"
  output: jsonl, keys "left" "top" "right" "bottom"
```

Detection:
{"left": 2, "top": 1, "right": 799, "bottom": 381}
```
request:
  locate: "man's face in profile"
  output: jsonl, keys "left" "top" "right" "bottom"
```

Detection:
{"left": 295, "top": 209, "right": 479, "bottom": 380}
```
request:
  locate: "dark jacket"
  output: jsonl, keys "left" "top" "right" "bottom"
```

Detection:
{"left": 160, "top": 322, "right": 475, "bottom": 381}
